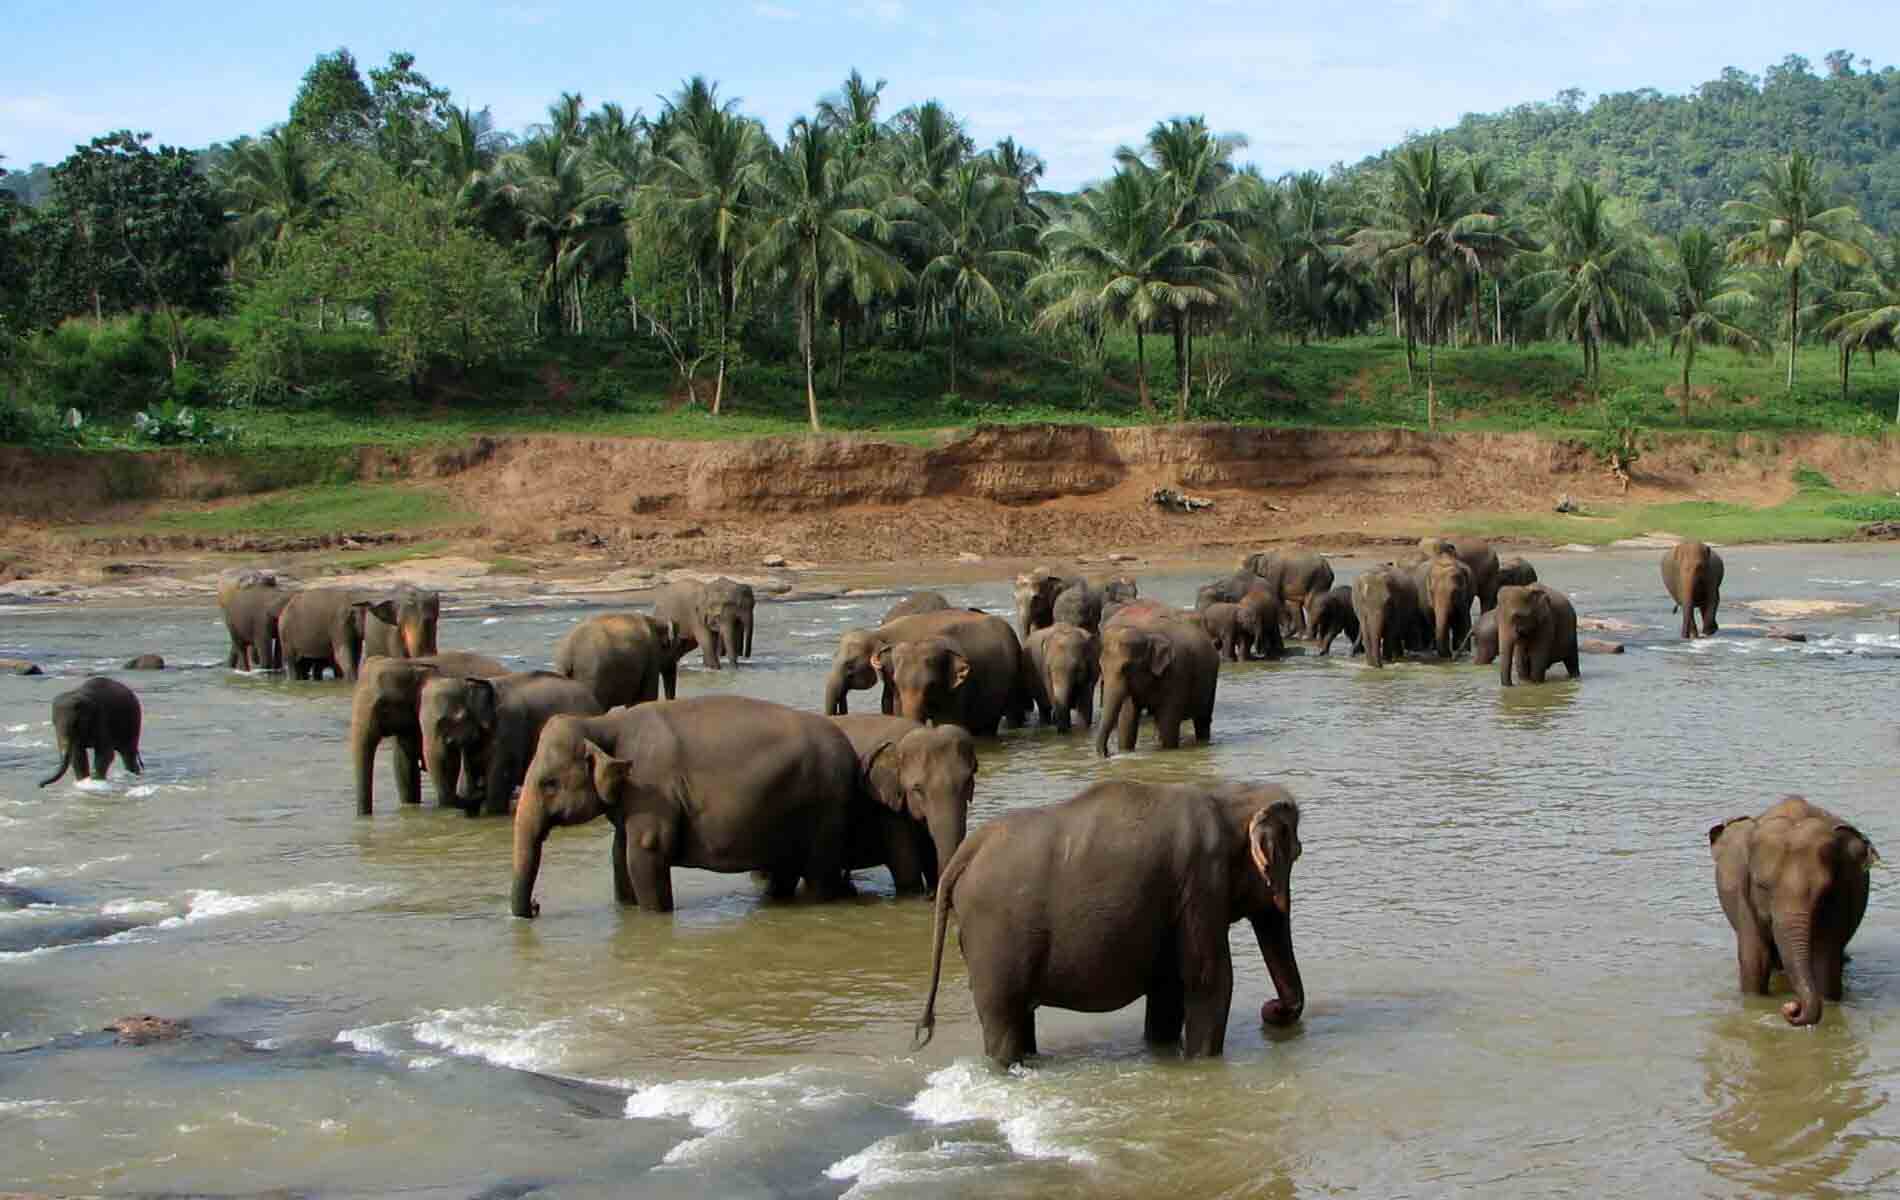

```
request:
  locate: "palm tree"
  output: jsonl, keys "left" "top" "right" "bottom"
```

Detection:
{"left": 1662, "top": 226, "right": 1760, "bottom": 423}
{"left": 648, "top": 107, "right": 768, "bottom": 413}
{"left": 1521, "top": 179, "right": 1665, "bottom": 388}
{"left": 500, "top": 103, "right": 618, "bottom": 336}
{"left": 985, "top": 137, "right": 1048, "bottom": 225}
{"left": 214, "top": 126, "right": 340, "bottom": 272}
{"left": 429, "top": 105, "right": 507, "bottom": 217}
{"left": 816, "top": 69, "right": 887, "bottom": 169}
{"left": 1723, "top": 149, "right": 1870, "bottom": 391}
{"left": 1464, "top": 158, "right": 1521, "bottom": 345}
{"left": 1030, "top": 164, "right": 1232, "bottom": 416}
{"left": 741, "top": 118, "right": 907, "bottom": 431}
{"left": 909, "top": 163, "right": 1037, "bottom": 392}
{"left": 890, "top": 100, "right": 972, "bottom": 196}
{"left": 1822, "top": 236, "right": 1900, "bottom": 420}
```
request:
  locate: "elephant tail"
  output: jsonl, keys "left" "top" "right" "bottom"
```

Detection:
{"left": 38, "top": 743, "right": 73, "bottom": 789}
{"left": 912, "top": 848, "right": 964, "bottom": 1051}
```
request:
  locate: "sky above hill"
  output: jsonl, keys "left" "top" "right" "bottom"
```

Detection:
{"left": 2, "top": 1, "right": 1890, "bottom": 187}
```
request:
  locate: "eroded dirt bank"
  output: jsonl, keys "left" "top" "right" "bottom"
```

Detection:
{"left": 7, "top": 425, "right": 1900, "bottom": 579}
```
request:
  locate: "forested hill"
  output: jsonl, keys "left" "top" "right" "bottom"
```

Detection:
{"left": 1355, "top": 52, "right": 1900, "bottom": 235}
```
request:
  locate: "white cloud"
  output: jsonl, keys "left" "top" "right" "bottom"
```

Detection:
{"left": 752, "top": 1, "right": 798, "bottom": 16}
{"left": 850, "top": 0, "right": 905, "bottom": 24}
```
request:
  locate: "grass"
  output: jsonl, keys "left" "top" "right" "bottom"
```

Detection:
{"left": 323, "top": 539, "right": 458, "bottom": 570}
{"left": 1448, "top": 468, "right": 1900, "bottom": 545}
{"left": 78, "top": 482, "right": 472, "bottom": 538}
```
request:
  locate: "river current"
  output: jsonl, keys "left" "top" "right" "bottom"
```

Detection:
{"left": 3, "top": 546, "right": 1900, "bottom": 1198}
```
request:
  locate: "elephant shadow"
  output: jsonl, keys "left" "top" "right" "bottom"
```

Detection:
{"left": 1700, "top": 1008, "right": 1882, "bottom": 1194}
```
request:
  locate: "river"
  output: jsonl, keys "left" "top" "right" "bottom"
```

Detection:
{"left": 3, "top": 545, "right": 1899, "bottom": 1198}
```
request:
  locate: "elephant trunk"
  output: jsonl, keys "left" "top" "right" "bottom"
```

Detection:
{"left": 351, "top": 710, "right": 379, "bottom": 816}
{"left": 824, "top": 668, "right": 849, "bottom": 716}
{"left": 511, "top": 789, "right": 549, "bottom": 919}
{"left": 1498, "top": 627, "right": 1516, "bottom": 687}
{"left": 1015, "top": 600, "right": 1034, "bottom": 641}
{"left": 720, "top": 617, "right": 743, "bottom": 670}
{"left": 1435, "top": 603, "right": 1453, "bottom": 659}
{"left": 1252, "top": 909, "right": 1305, "bottom": 1027}
{"left": 1773, "top": 908, "right": 1823, "bottom": 1026}
{"left": 1096, "top": 681, "right": 1126, "bottom": 758}
{"left": 1364, "top": 614, "right": 1384, "bottom": 668}
{"left": 424, "top": 733, "right": 460, "bottom": 808}
{"left": 1050, "top": 672, "right": 1074, "bottom": 732}
{"left": 38, "top": 736, "right": 74, "bottom": 788}
{"left": 925, "top": 804, "right": 967, "bottom": 896}
{"left": 896, "top": 687, "right": 931, "bottom": 725}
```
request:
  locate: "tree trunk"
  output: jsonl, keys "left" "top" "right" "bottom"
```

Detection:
{"left": 1787, "top": 266, "right": 1800, "bottom": 392}
{"left": 1135, "top": 325, "right": 1152, "bottom": 413}
{"left": 948, "top": 314, "right": 957, "bottom": 394}
{"left": 1681, "top": 342, "right": 1693, "bottom": 424}
{"left": 1495, "top": 277, "right": 1503, "bottom": 346}
{"left": 804, "top": 283, "right": 820, "bottom": 432}
{"left": 1425, "top": 267, "right": 1437, "bottom": 431}
{"left": 1471, "top": 270, "right": 1484, "bottom": 347}
{"left": 1170, "top": 313, "right": 1185, "bottom": 415}
{"left": 836, "top": 318, "right": 845, "bottom": 393}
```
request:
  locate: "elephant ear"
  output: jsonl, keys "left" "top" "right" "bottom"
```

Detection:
{"left": 1247, "top": 809, "right": 1276, "bottom": 879}
{"left": 1708, "top": 816, "right": 1753, "bottom": 855}
{"left": 363, "top": 600, "right": 401, "bottom": 625}
{"left": 1837, "top": 824, "right": 1880, "bottom": 871}
{"left": 946, "top": 651, "right": 971, "bottom": 691}
{"left": 583, "top": 739, "right": 631, "bottom": 798}
{"left": 465, "top": 677, "right": 499, "bottom": 727}
{"left": 859, "top": 740, "right": 903, "bottom": 813}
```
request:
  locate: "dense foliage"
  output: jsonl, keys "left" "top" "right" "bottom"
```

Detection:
{"left": 3, "top": 48, "right": 1899, "bottom": 443}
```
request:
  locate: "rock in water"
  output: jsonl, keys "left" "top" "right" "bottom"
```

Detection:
{"left": 107, "top": 1015, "right": 189, "bottom": 1045}
{"left": 0, "top": 657, "right": 42, "bottom": 675}
{"left": 123, "top": 654, "right": 166, "bottom": 670}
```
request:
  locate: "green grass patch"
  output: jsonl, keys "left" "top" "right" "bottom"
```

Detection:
{"left": 485, "top": 556, "right": 538, "bottom": 575}
{"left": 80, "top": 483, "right": 471, "bottom": 538}
{"left": 323, "top": 539, "right": 458, "bottom": 571}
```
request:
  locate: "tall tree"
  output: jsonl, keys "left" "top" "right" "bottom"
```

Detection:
{"left": 1821, "top": 236, "right": 1900, "bottom": 420}
{"left": 741, "top": 118, "right": 906, "bottom": 431}
{"left": 499, "top": 100, "right": 618, "bottom": 336}
{"left": 287, "top": 49, "right": 374, "bottom": 148}
{"left": 366, "top": 51, "right": 450, "bottom": 173}
{"left": 429, "top": 105, "right": 508, "bottom": 218}
{"left": 1661, "top": 226, "right": 1760, "bottom": 422}
{"left": 909, "top": 163, "right": 1036, "bottom": 392}
{"left": 1723, "top": 148, "right": 1869, "bottom": 390}
{"left": 214, "top": 126, "right": 340, "bottom": 273}
{"left": 816, "top": 69, "right": 887, "bottom": 169}
{"left": 1520, "top": 178, "right": 1665, "bottom": 386}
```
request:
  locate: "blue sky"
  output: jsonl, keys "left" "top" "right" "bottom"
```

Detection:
{"left": 1, "top": 1, "right": 1889, "bottom": 187}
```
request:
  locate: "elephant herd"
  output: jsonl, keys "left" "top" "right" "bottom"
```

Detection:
{"left": 22, "top": 533, "right": 1877, "bottom": 1065}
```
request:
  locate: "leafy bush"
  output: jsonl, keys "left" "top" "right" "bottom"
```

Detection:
{"left": 1791, "top": 464, "right": 1835, "bottom": 490}
{"left": 1824, "top": 498, "right": 1900, "bottom": 522}
{"left": 130, "top": 400, "right": 236, "bottom": 446}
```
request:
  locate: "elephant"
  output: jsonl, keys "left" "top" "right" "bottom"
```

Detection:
{"left": 420, "top": 672, "right": 603, "bottom": 816}
{"left": 873, "top": 611, "right": 1029, "bottom": 736}
{"left": 123, "top": 655, "right": 165, "bottom": 670}
{"left": 1663, "top": 540, "right": 1725, "bottom": 639}
{"left": 350, "top": 652, "right": 509, "bottom": 815}
{"left": 1051, "top": 581, "right": 1103, "bottom": 634}
{"left": 1470, "top": 610, "right": 1499, "bottom": 666}
{"left": 220, "top": 583, "right": 292, "bottom": 672}
{"left": 1021, "top": 622, "right": 1098, "bottom": 731}
{"left": 1241, "top": 552, "right": 1334, "bottom": 637}
{"left": 1239, "top": 589, "right": 1285, "bottom": 659}
{"left": 1711, "top": 796, "right": 1878, "bottom": 1027}
{"left": 1351, "top": 567, "right": 1426, "bottom": 668}
{"left": 217, "top": 568, "right": 279, "bottom": 667}
{"left": 1196, "top": 572, "right": 1260, "bottom": 612}
{"left": 1013, "top": 568, "right": 1077, "bottom": 640}
{"left": 1, "top": 658, "right": 44, "bottom": 676}
{"left": 884, "top": 591, "right": 952, "bottom": 623}
{"left": 1304, "top": 585, "right": 1359, "bottom": 656}
{"left": 554, "top": 613, "right": 679, "bottom": 707}
{"left": 1196, "top": 602, "right": 1253, "bottom": 662}
{"left": 825, "top": 628, "right": 892, "bottom": 716}
{"left": 1096, "top": 609, "right": 1220, "bottom": 758}
{"left": 1410, "top": 552, "right": 1476, "bottom": 659}
{"left": 360, "top": 586, "right": 441, "bottom": 661}
{"left": 39, "top": 677, "right": 143, "bottom": 787}
{"left": 277, "top": 589, "right": 369, "bottom": 681}
{"left": 1418, "top": 537, "right": 1502, "bottom": 613}
{"left": 511, "top": 696, "right": 861, "bottom": 917}
{"left": 653, "top": 578, "right": 752, "bottom": 672}
{"left": 913, "top": 780, "right": 1304, "bottom": 1066}
{"left": 1495, "top": 583, "right": 1580, "bottom": 686}
{"left": 831, "top": 714, "right": 976, "bottom": 893}
{"left": 1497, "top": 556, "right": 1538, "bottom": 589}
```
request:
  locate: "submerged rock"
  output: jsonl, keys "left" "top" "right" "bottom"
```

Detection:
{"left": 123, "top": 654, "right": 166, "bottom": 670}
{"left": 0, "top": 657, "right": 43, "bottom": 675}
{"left": 107, "top": 1015, "right": 189, "bottom": 1046}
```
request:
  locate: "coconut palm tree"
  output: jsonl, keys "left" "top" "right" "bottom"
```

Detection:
{"left": 1822, "top": 236, "right": 1900, "bottom": 420}
{"left": 1662, "top": 226, "right": 1760, "bottom": 423}
{"left": 985, "top": 137, "right": 1048, "bottom": 225}
{"left": 214, "top": 126, "right": 340, "bottom": 272}
{"left": 500, "top": 103, "right": 619, "bottom": 336}
{"left": 816, "top": 69, "right": 887, "bottom": 169}
{"left": 889, "top": 100, "right": 972, "bottom": 196}
{"left": 1521, "top": 179, "right": 1665, "bottom": 388}
{"left": 909, "top": 163, "right": 1037, "bottom": 392}
{"left": 647, "top": 107, "right": 768, "bottom": 413}
{"left": 741, "top": 117, "right": 907, "bottom": 431}
{"left": 429, "top": 105, "right": 508, "bottom": 218}
{"left": 1723, "top": 148, "right": 1870, "bottom": 391}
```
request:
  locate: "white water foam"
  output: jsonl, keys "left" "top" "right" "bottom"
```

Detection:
{"left": 828, "top": 1137, "right": 998, "bottom": 1196}
{"left": 71, "top": 778, "right": 121, "bottom": 795}
{"left": 905, "top": 1061, "right": 1098, "bottom": 1166}
{"left": 101, "top": 898, "right": 173, "bottom": 918}
{"left": 410, "top": 1006, "right": 574, "bottom": 1073}
{"left": 0, "top": 855, "right": 125, "bottom": 884}
{"left": 163, "top": 882, "right": 398, "bottom": 928}
{"left": 623, "top": 1069, "right": 853, "bottom": 1166}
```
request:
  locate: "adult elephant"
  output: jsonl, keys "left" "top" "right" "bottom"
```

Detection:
{"left": 1495, "top": 583, "right": 1580, "bottom": 686}
{"left": 420, "top": 672, "right": 602, "bottom": 816}
{"left": 1351, "top": 567, "right": 1425, "bottom": 668}
{"left": 1497, "top": 556, "right": 1538, "bottom": 589}
{"left": 1242, "top": 552, "right": 1333, "bottom": 637}
{"left": 1021, "top": 622, "right": 1098, "bottom": 732}
{"left": 711, "top": 578, "right": 757, "bottom": 659}
{"left": 1410, "top": 553, "right": 1475, "bottom": 659}
{"left": 219, "top": 579, "right": 291, "bottom": 671}
{"left": 832, "top": 715, "right": 976, "bottom": 894}
{"left": 653, "top": 578, "right": 752, "bottom": 672}
{"left": 511, "top": 697, "right": 860, "bottom": 917}
{"left": 1012, "top": 568, "right": 1076, "bottom": 640}
{"left": 874, "top": 611, "right": 1028, "bottom": 736}
{"left": 1710, "top": 796, "right": 1877, "bottom": 1027}
{"left": 278, "top": 589, "right": 369, "bottom": 681}
{"left": 360, "top": 586, "right": 441, "bottom": 661}
{"left": 39, "top": 677, "right": 143, "bottom": 787}
{"left": 1305, "top": 585, "right": 1359, "bottom": 656}
{"left": 351, "top": 652, "right": 509, "bottom": 815}
{"left": 1051, "top": 581, "right": 1103, "bottom": 634}
{"left": 884, "top": 591, "right": 951, "bottom": 624}
{"left": 1419, "top": 537, "right": 1502, "bottom": 613}
{"left": 1096, "top": 607, "right": 1219, "bottom": 757}
{"left": 554, "top": 613, "right": 678, "bottom": 707}
{"left": 914, "top": 780, "right": 1304, "bottom": 1066}
{"left": 1663, "top": 540, "right": 1724, "bottom": 639}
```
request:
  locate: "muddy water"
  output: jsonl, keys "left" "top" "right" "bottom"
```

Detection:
{"left": 3, "top": 547, "right": 1899, "bottom": 1197}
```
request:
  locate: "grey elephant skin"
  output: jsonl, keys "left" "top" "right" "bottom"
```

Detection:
{"left": 1304, "top": 585, "right": 1359, "bottom": 656}
{"left": 1096, "top": 606, "right": 1219, "bottom": 757}
{"left": 1012, "top": 568, "right": 1076, "bottom": 639}
{"left": 832, "top": 715, "right": 976, "bottom": 893}
{"left": 277, "top": 589, "right": 371, "bottom": 681}
{"left": 1352, "top": 567, "right": 1426, "bottom": 668}
{"left": 511, "top": 696, "right": 861, "bottom": 917}
{"left": 1663, "top": 540, "right": 1724, "bottom": 639}
{"left": 1496, "top": 556, "right": 1538, "bottom": 589}
{"left": 914, "top": 780, "right": 1304, "bottom": 1066}
{"left": 40, "top": 677, "right": 144, "bottom": 787}
{"left": 1711, "top": 796, "right": 1877, "bottom": 1026}
{"left": 1417, "top": 537, "right": 1502, "bottom": 613}
{"left": 883, "top": 592, "right": 951, "bottom": 624}
{"left": 1470, "top": 610, "right": 1499, "bottom": 665}
{"left": 867, "top": 610, "right": 1027, "bottom": 736}
{"left": 1495, "top": 583, "right": 1579, "bottom": 686}
{"left": 1411, "top": 552, "right": 1475, "bottom": 659}
{"left": 555, "top": 613, "right": 678, "bottom": 707}
{"left": 420, "top": 672, "right": 603, "bottom": 816}
{"left": 351, "top": 652, "right": 509, "bottom": 814}
{"left": 1021, "top": 623, "right": 1098, "bottom": 731}
{"left": 1195, "top": 602, "right": 1252, "bottom": 662}
{"left": 220, "top": 583, "right": 292, "bottom": 672}
{"left": 1240, "top": 552, "right": 1334, "bottom": 636}
{"left": 360, "top": 586, "right": 442, "bottom": 661}
{"left": 653, "top": 578, "right": 754, "bottom": 673}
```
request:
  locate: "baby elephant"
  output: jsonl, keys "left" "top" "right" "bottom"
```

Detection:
{"left": 1495, "top": 584, "right": 1579, "bottom": 686}
{"left": 1022, "top": 623, "right": 1098, "bottom": 731}
{"left": 1710, "top": 796, "right": 1877, "bottom": 1026}
{"left": 1305, "top": 585, "right": 1359, "bottom": 656}
{"left": 40, "top": 677, "right": 144, "bottom": 787}
{"left": 1663, "top": 540, "right": 1724, "bottom": 639}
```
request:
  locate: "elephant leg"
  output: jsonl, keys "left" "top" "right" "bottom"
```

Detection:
{"left": 1703, "top": 599, "right": 1719, "bottom": 637}
{"left": 611, "top": 820, "right": 638, "bottom": 905}
{"left": 1035, "top": 696, "right": 1053, "bottom": 726}
{"left": 884, "top": 825, "right": 927, "bottom": 895}
{"left": 766, "top": 867, "right": 801, "bottom": 900}
{"left": 1156, "top": 706, "right": 1184, "bottom": 750}
{"left": 1193, "top": 705, "right": 1212, "bottom": 745}
{"left": 1180, "top": 936, "right": 1234, "bottom": 1059}
{"left": 1736, "top": 924, "right": 1773, "bottom": 995}
{"left": 879, "top": 682, "right": 895, "bottom": 716}
{"left": 660, "top": 659, "right": 678, "bottom": 701}
{"left": 118, "top": 742, "right": 142, "bottom": 776}
{"left": 1565, "top": 646, "right": 1581, "bottom": 679}
{"left": 1117, "top": 703, "right": 1139, "bottom": 752}
{"left": 628, "top": 848, "right": 675, "bottom": 913}
{"left": 1144, "top": 960, "right": 1186, "bottom": 1045}
{"left": 1077, "top": 689, "right": 1094, "bottom": 729}
{"left": 972, "top": 976, "right": 1037, "bottom": 1067}
{"left": 394, "top": 732, "right": 424, "bottom": 805}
